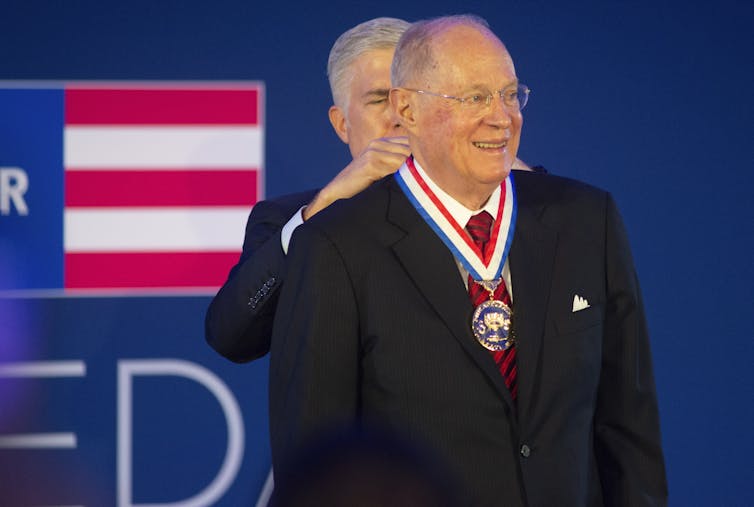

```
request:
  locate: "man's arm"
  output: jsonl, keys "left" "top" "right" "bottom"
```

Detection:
{"left": 205, "top": 192, "right": 314, "bottom": 362}
{"left": 269, "top": 221, "right": 360, "bottom": 474}
{"left": 304, "top": 136, "right": 410, "bottom": 219}
{"left": 205, "top": 137, "right": 409, "bottom": 363}
{"left": 595, "top": 194, "right": 668, "bottom": 506}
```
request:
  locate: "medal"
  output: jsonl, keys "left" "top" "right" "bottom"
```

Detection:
{"left": 471, "top": 279, "right": 514, "bottom": 351}
{"left": 395, "top": 157, "right": 518, "bottom": 350}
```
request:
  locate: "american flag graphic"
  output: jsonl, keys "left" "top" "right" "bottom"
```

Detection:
{"left": 60, "top": 83, "right": 263, "bottom": 290}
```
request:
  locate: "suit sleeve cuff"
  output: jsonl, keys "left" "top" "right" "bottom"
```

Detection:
{"left": 280, "top": 206, "right": 306, "bottom": 254}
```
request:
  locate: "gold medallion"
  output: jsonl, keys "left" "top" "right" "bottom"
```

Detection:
{"left": 472, "top": 298, "right": 514, "bottom": 351}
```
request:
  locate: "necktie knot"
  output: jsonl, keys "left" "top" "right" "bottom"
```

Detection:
{"left": 466, "top": 211, "right": 493, "bottom": 250}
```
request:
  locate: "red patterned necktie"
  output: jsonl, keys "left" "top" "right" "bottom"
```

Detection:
{"left": 466, "top": 211, "right": 518, "bottom": 400}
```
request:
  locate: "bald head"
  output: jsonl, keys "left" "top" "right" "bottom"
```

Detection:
{"left": 391, "top": 15, "right": 508, "bottom": 88}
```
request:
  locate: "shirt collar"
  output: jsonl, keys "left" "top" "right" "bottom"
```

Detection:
{"left": 412, "top": 158, "right": 500, "bottom": 228}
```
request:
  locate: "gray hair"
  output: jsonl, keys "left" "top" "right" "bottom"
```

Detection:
{"left": 327, "top": 17, "right": 411, "bottom": 108}
{"left": 391, "top": 15, "right": 493, "bottom": 87}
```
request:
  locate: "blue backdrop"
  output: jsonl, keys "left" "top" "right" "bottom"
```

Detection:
{"left": 1, "top": 0, "right": 752, "bottom": 505}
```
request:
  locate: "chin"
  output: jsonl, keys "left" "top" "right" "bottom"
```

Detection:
{"left": 478, "top": 164, "right": 511, "bottom": 183}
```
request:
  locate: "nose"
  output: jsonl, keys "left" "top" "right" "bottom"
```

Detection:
{"left": 484, "top": 97, "right": 515, "bottom": 128}
{"left": 385, "top": 108, "right": 405, "bottom": 135}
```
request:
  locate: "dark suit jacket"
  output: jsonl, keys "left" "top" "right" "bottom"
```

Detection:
{"left": 205, "top": 189, "right": 317, "bottom": 362}
{"left": 269, "top": 171, "right": 667, "bottom": 507}
{"left": 205, "top": 168, "right": 549, "bottom": 363}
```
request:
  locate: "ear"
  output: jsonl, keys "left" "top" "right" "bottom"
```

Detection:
{"left": 390, "top": 88, "right": 416, "bottom": 130}
{"left": 328, "top": 105, "right": 349, "bottom": 144}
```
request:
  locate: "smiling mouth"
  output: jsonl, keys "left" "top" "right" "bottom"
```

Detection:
{"left": 473, "top": 141, "right": 507, "bottom": 149}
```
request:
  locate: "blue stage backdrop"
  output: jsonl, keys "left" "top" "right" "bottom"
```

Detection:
{"left": 1, "top": 1, "right": 752, "bottom": 505}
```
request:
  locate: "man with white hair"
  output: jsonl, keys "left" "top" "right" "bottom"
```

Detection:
{"left": 270, "top": 15, "right": 667, "bottom": 506}
{"left": 206, "top": 17, "right": 411, "bottom": 361}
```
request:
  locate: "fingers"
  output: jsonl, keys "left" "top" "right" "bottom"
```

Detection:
{"left": 357, "top": 147, "right": 408, "bottom": 177}
{"left": 356, "top": 136, "right": 411, "bottom": 176}
{"left": 304, "top": 137, "right": 410, "bottom": 220}
{"left": 380, "top": 135, "right": 409, "bottom": 145}
{"left": 364, "top": 136, "right": 410, "bottom": 154}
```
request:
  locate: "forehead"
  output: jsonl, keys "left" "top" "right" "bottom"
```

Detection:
{"left": 425, "top": 25, "right": 516, "bottom": 89}
{"left": 347, "top": 48, "right": 394, "bottom": 93}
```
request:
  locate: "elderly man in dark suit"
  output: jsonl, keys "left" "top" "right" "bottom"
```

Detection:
{"left": 269, "top": 15, "right": 667, "bottom": 507}
{"left": 205, "top": 17, "right": 540, "bottom": 364}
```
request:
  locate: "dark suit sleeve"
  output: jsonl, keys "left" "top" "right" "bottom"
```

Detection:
{"left": 595, "top": 194, "right": 668, "bottom": 506}
{"left": 205, "top": 191, "right": 315, "bottom": 363}
{"left": 269, "top": 221, "right": 360, "bottom": 475}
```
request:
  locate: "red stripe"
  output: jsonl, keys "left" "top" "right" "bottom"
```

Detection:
{"left": 406, "top": 157, "right": 480, "bottom": 256}
{"left": 65, "top": 88, "right": 259, "bottom": 125}
{"left": 507, "top": 364, "right": 517, "bottom": 391}
{"left": 65, "top": 252, "right": 239, "bottom": 288}
{"left": 486, "top": 181, "right": 506, "bottom": 264}
{"left": 468, "top": 278, "right": 488, "bottom": 306}
{"left": 499, "top": 350, "right": 516, "bottom": 375}
{"left": 495, "top": 282, "right": 511, "bottom": 306}
{"left": 65, "top": 169, "right": 258, "bottom": 207}
{"left": 406, "top": 157, "right": 505, "bottom": 264}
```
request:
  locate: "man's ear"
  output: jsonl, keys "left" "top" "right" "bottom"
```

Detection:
{"left": 328, "top": 105, "right": 349, "bottom": 144}
{"left": 390, "top": 88, "right": 416, "bottom": 129}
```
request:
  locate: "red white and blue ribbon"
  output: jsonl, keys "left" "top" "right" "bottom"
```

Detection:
{"left": 394, "top": 157, "right": 517, "bottom": 282}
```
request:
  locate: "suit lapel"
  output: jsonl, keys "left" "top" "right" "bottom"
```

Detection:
{"left": 508, "top": 179, "right": 558, "bottom": 425}
{"left": 385, "top": 178, "right": 518, "bottom": 414}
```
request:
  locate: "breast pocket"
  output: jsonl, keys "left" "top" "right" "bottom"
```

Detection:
{"left": 553, "top": 303, "right": 604, "bottom": 336}
{"left": 548, "top": 303, "right": 605, "bottom": 389}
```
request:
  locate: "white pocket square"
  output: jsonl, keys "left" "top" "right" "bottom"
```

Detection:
{"left": 572, "top": 294, "right": 590, "bottom": 312}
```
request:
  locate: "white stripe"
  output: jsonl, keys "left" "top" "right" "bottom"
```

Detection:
{"left": 255, "top": 469, "right": 274, "bottom": 507}
{"left": 65, "top": 166, "right": 258, "bottom": 172}
{"left": 64, "top": 207, "right": 249, "bottom": 251}
{"left": 487, "top": 177, "right": 514, "bottom": 272}
{"left": 398, "top": 163, "right": 513, "bottom": 281}
{"left": 399, "top": 168, "right": 474, "bottom": 264}
{"left": 0, "top": 361, "right": 86, "bottom": 377}
{"left": 398, "top": 165, "right": 493, "bottom": 279}
{"left": 0, "top": 433, "right": 77, "bottom": 449}
{"left": 0, "top": 287, "right": 219, "bottom": 298}
{"left": 0, "top": 78, "right": 263, "bottom": 89}
{"left": 64, "top": 126, "right": 262, "bottom": 168}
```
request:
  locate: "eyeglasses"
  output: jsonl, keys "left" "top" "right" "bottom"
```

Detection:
{"left": 404, "top": 83, "right": 530, "bottom": 113}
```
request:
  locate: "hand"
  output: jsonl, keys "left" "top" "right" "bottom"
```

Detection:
{"left": 304, "top": 136, "right": 410, "bottom": 220}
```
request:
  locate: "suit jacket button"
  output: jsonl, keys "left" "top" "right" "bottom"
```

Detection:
{"left": 520, "top": 444, "right": 531, "bottom": 458}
